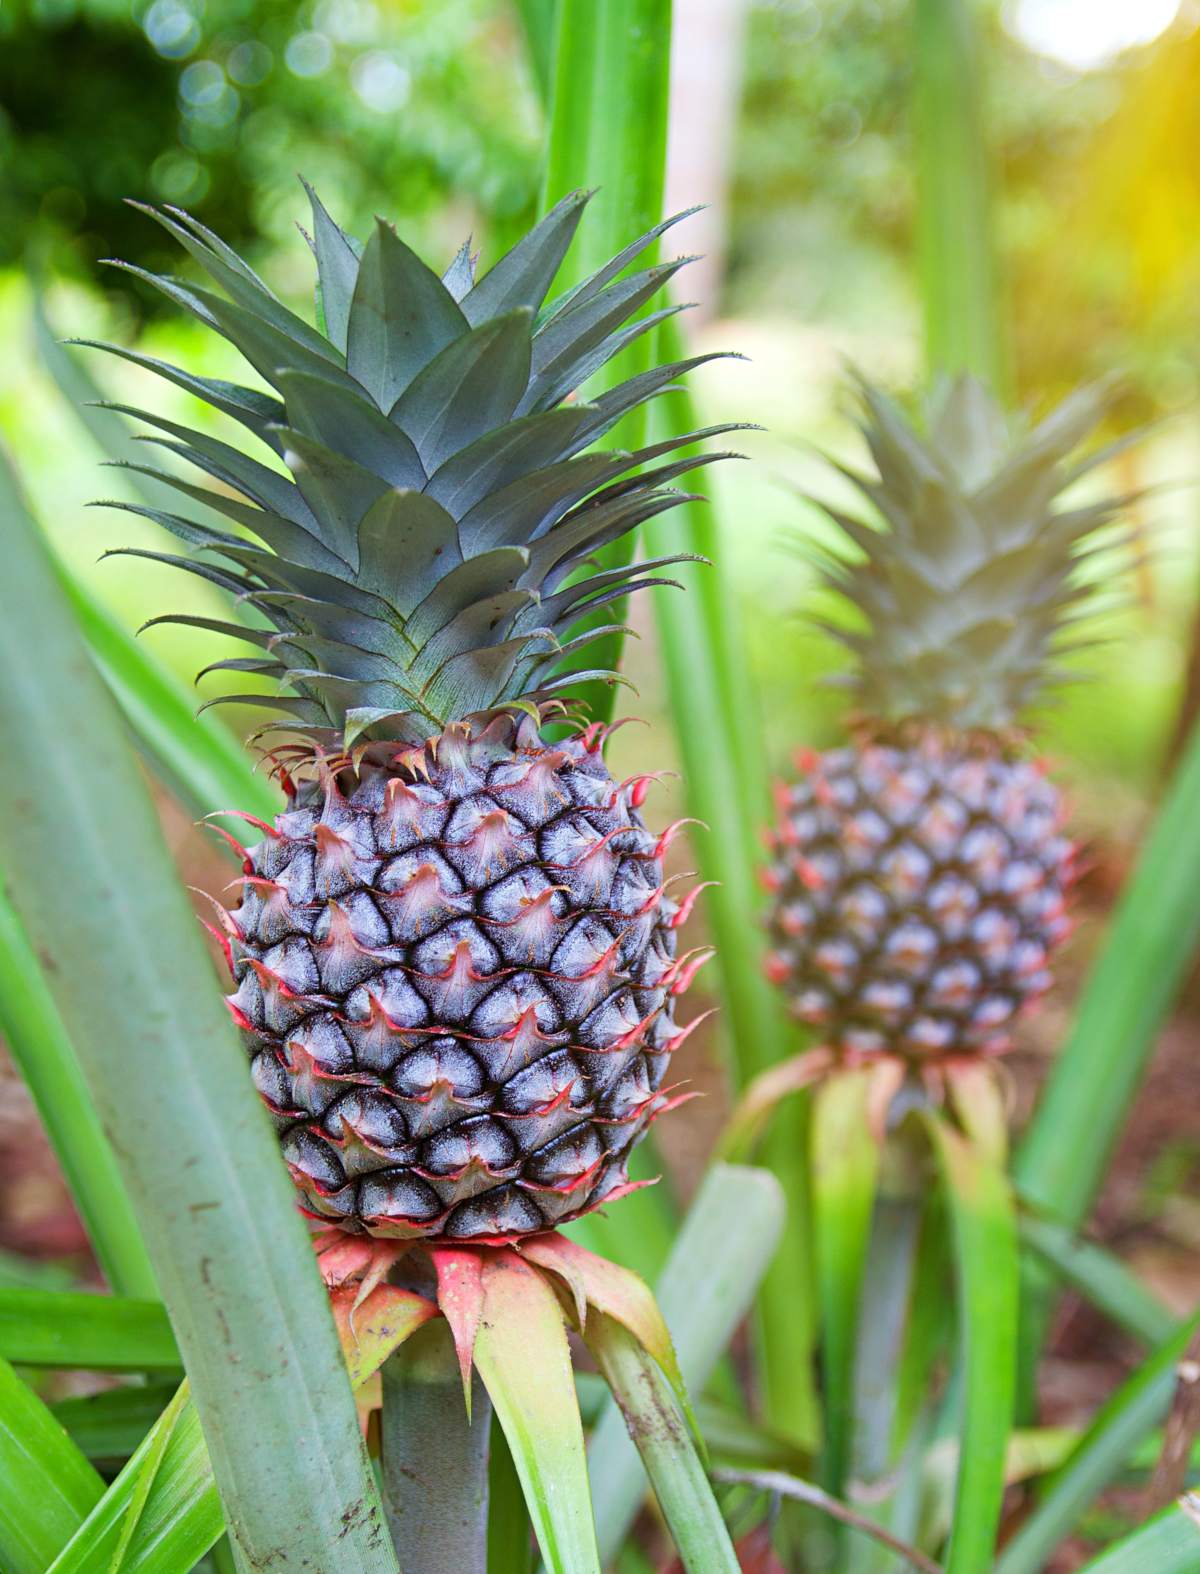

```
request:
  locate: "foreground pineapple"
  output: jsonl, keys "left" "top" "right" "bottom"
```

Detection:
{"left": 766, "top": 377, "right": 1127, "bottom": 1069}
{"left": 95, "top": 189, "right": 726, "bottom": 1240}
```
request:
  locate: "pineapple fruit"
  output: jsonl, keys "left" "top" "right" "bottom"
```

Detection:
{"left": 94, "top": 188, "right": 728, "bottom": 1241}
{"left": 765, "top": 376, "right": 1127, "bottom": 1072}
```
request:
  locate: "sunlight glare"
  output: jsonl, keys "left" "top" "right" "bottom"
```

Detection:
{"left": 1008, "top": 0, "right": 1181, "bottom": 71}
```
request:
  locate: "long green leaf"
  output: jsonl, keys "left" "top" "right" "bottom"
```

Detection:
{"left": 48, "top": 1383, "right": 225, "bottom": 1574}
{"left": 0, "top": 1355, "right": 104, "bottom": 1574}
{"left": 998, "top": 1310, "right": 1200, "bottom": 1574}
{"left": 53, "top": 1382, "right": 181, "bottom": 1464}
{"left": 1018, "top": 1210, "right": 1175, "bottom": 1347}
{"left": 1075, "top": 1498, "right": 1200, "bottom": 1573}
{"left": 539, "top": 0, "right": 673, "bottom": 722}
{"left": 812, "top": 1071, "right": 882, "bottom": 1501}
{"left": 33, "top": 295, "right": 217, "bottom": 520}
{"left": 1016, "top": 717, "right": 1200, "bottom": 1400}
{"left": 59, "top": 570, "right": 278, "bottom": 824}
{"left": 512, "top": 0, "right": 555, "bottom": 105}
{"left": 50, "top": 1289, "right": 433, "bottom": 1573}
{"left": 472, "top": 1252, "right": 601, "bottom": 1574}
{"left": 586, "top": 1313, "right": 739, "bottom": 1573}
{"left": 108, "top": 1379, "right": 191, "bottom": 1574}
{"left": 0, "top": 444, "right": 395, "bottom": 1573}
{"left": 1018, "top": 717, "right": 1200, "bottom": 1229}
{"left": 588, "top": 1164, "right": 786, "bottom": 1563}
{"left": 0, "top": 1289, "right": 179, "bottom": 1371}
{"left": 913, "top": 0, "right": 1005, "bottom": 388}
{"left": 923, "top": 1114, "right": 1018, "bottom": 1574}
{"left": 0, "top": 891, "right": 155, "bottom": 1298}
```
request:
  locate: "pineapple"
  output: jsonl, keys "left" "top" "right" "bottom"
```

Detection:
{"left": 765, "top": 376, "right": 1127, "bottom": 1071}
{"left": 93, "top": 188, "right": 729, "bottom": 1240}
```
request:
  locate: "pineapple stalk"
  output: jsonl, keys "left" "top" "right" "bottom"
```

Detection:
{"left": 380, "top": 1321, "right": 492, "bottom": 1573}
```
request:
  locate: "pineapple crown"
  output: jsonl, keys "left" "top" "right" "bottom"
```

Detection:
{"left": 809, "top": 373, "right": 1132, "bottom": 734}
{"left": 84, "top": 185, "right": 739, "bottom": 748}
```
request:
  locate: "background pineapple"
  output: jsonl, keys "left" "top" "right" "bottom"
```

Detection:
{"left": 94, "top": 188, "right": 731, "bottom": 1241}
{"left": 765, "top": 376, "right": 1129, "bottom": 1070}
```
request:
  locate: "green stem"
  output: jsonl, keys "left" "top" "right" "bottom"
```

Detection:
{"left": 852, "top": 1195, "right": 923, "bottom": 1488}
{"left": 381, "top": 1320, "right": 492, "bottom": 1574}
{"left": 913, "top": 0, "right": 1006, "bottom": 390}
{"left": 587, "top": 1314, "right": 740, "bottom": 1574}
{"left": 539, "top": 0, "right": 674, "bottom": 724}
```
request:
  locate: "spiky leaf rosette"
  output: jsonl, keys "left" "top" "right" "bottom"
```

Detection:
{"left": 88, "top": 187, "right": 735, "bottom": 745}
{"left": 766, "top": 377, "right": 1129, "bottom": 1073}
{"left": 93, "top": 188, "right": 729, "bottom": 1239}
{"left": 812, "top": 374, "right": 1127, "bottom": 734}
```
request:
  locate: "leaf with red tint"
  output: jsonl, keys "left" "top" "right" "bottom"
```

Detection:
{"left": 330, "top": 1281, "right": 437, "bottom": 1388}
{"left": 520, "top": 1233, "right": 690, "bottom": 1422}
{"left": 428, "top": 1244, "right": 487, "bottom": 1412}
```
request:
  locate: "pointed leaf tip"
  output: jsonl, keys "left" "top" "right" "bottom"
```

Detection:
{"left": 428, "top": 1246, "right": 486, "bottom": 1416}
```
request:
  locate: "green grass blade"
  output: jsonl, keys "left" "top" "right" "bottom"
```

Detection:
{"left": 1075, "top": 1498, "right": 1200, "bottom": 1573}
{"left": 539, "top": 0, "right": 673, "bottom": 723}
{"left": 49, "top": 1293, "right": 432, "bottom": 1573}
{"left": 472, "top": 1253, "right": 601, "bottom": 1574}
{"left": 0, "top": 1355, "right": 104, "bottom": 1574}
{"left": 0, "top": 448, "right": 395, "bottom": 1572}
{"left": 48, "top": 1383, "right": 225, "bottom": 1574}
{"left": 812, "top": 1072, "right": 882, "bottom": 1502}
{"left": 923, "top": 1113, "right": 1019, "bottom": 1574}
{"left": 997, "top": 1310, "right": 1200, "bottom": 1574}
{"left": 588, "top": 1164, "right": 786, "bottom": 1563}
{"left": 0, "top": 1289, "right": 179, "bottom": 1372}
{"left": 586, "top": 1313, "right": 739, "bottom": 1574}
{"left": 53, "top": 1382, "right": 181, "bottom": 1464}
{"left": 1017, "top": 719, "right": 1200, "bottom": 1232}
{"left": 1018, "top": 1210, "right": 1175, "bottom": 1347}
{"left": 0, "top": 890, "right": 156, "bottom": 1298}
{"left": 107, "top": 1380, "right": 190, "bottom": 1574}
{"left": 913, "top": 0, "right": 1005, "bottom": 388}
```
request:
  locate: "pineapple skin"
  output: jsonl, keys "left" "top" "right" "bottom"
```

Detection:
{"left": 221, "top": 716, "right": 701, "bottom": 1241}
{"left": 765, "top": 736, "right": 1074, "bottom": 1064}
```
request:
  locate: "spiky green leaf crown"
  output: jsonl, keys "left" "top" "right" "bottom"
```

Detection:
{"left": 88, "top": 186, "right": 736, "bottom": 748}
{"left": 812, "top": 374, "right": 1130, "bottom": 734}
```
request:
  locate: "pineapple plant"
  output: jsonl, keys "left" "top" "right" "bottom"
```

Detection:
{"left": 91, "top": 187, "right": 729, "bottom": 1242}
{"left": 764, "top": 375, "right": 1128, "bottom": 1078}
